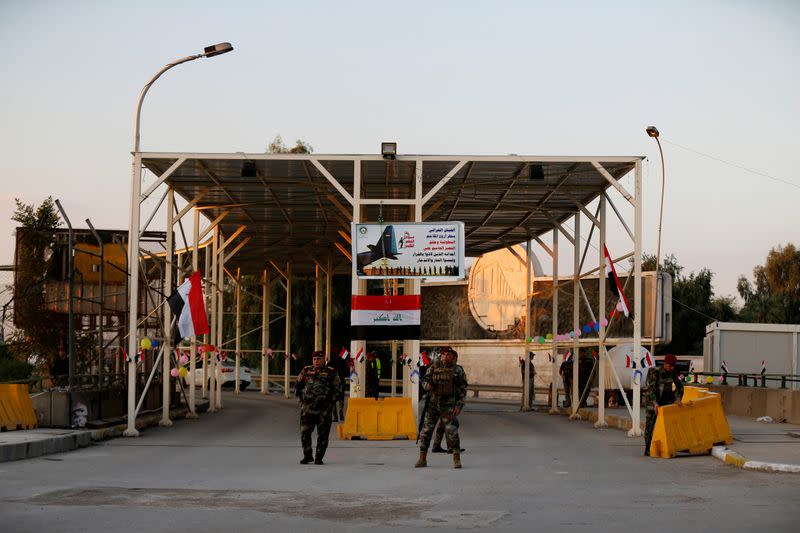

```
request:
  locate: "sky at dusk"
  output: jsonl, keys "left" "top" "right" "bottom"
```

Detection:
{"left": 1, "top": 0, "right": 798, "bottom": 303}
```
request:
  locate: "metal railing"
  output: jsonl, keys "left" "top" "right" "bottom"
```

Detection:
{"left": 687, "top": 371, "right": 800, "bottom": 389}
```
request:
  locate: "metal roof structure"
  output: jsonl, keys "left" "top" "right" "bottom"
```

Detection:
{"left": 125, "top": 149, "right": 650, "bottom": 439}
{"left": 140, "top": 153, "right": 642, "bottom": 274}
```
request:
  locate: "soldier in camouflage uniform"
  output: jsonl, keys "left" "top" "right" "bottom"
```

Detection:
{"left": 432, "top": 349, "right": 466, "bottom": 454}
{"left": 415, "top": 346, "right": 468, "bottom": 469}
{"left": 296, "top": 351, "right": 342, "bottom": 465}
{"left": 643, "top": 353, "right": 684, "bottom": 456}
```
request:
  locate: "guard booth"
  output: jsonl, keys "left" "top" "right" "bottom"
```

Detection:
{"left": 124, "top": 149, "right": 654, "bottom": 438}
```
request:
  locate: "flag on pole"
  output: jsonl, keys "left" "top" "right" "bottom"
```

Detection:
{"left": 356, "top": 347, "right": 365, "bottom": 363}
{"left": 563, "top": 351, "right": 572, "bottom": 362}
{"left": 603, "top": 245, "right": 632, "bottom": 318}
{"left": 404, "top": 353, "right": 412, "bottom": 366}
{"left": 760, "top": 360, "right": 766, "bottom": 376}
{"left": 625, "top": 354, "right": 633, "bottom": 368}
{"left": 419, "top": 351, "right": 430, "bottom": 367}
{"left": 124, "top": 348, "right": 142, "bottom": 364}
{"left": 721, "top": 360, "right": 729, "bottom": 374}
{"left": 167, "top": 271, "right": 210, "bottom": 344}
{"left": 640, "top": 351, "right": 654, "bottom": 369}
{"left": 338, "top": 347, "right": 349, "bottom": 359}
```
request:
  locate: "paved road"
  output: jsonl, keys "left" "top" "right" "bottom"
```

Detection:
{"left": 1, "top": 391, "right": 798, "bottom": 532}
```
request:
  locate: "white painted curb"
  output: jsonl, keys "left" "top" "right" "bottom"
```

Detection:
{"left": 712, "top": 446, "right": 800, "bottom": 474}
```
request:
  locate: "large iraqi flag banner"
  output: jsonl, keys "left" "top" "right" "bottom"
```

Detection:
{"left": 350, "top": 295, "right": 421, "bottom": 340}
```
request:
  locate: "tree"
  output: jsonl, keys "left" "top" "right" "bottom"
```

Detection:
{"left": 266, "top": 135, "right": 313, "bottom": 154}
{"left": 641, "top": 253, "right": 736, "bottom": 355}
{"left": 6, "top": 197, "right": 63, "bottom": 380}
{"left": 737, "top": 243, "right": 800, "bottom": 324}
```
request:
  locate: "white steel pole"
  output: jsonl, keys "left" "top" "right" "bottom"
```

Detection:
{"left": 314, "top": 264, "right": 322, "bottom": 351}
{"left": 261, "top": 268, "right": 269, "bottom": 395}
{"left": 215, "top": 235, "right": 225, "bottom": 409}
{"left": 188, "top": 207, "right": 199, "bottom": 417}
{"left": 202, "top": 234, "right": 211, "bottom": 400}
{"left": 596, "top": 195, "right": 608, "bottom": 428}
{"left": 550, "top": 228, "right": 559, "bottom": 414}
{"left": 409, "top": 158, "right": 423, "bottom": 418}
{"left": 391, "top": 340, "right": 397, "bottom": 397}
{"left": 284, "top": 262, "right": 292, "bottom": 399}
{"left": 124, "top": 153, "right": 143, "bottom": 437}
{"left": 572, "top": 213, "right": 580, "bottom": 417}
{"left": 523, "top": 238, "right": 532, "bottom": 411}
{"left": 325, "top": 255, "right": 333, "bottom": 357}
{"left": 234, "top": 267, "right": 241, "bottom": 395}
{"left": 160, "top": 188, "right": 175, "bottom": 427}
{"left": 350, "top": 159, "right": 364, "bottom": 400}
{"left": 208, "top": 228, "right": 218, "bottom": 412}
{"left": 629, "top": 161, "right": 644, "bottom": 437}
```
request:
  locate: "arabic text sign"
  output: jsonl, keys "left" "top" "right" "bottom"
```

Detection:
{"left": 353, "top": 222, "right": 465, "bottom": 279}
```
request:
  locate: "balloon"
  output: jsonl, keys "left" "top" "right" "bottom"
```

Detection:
{"left": 179, "top": 354, "right": 189, "bottom": 365}
{"left": 575, "top": 330, "right": 582, "bottom": 338}
{"left": 525, "top": 336, "right": 533, "bottom": 343}
{"left": 151, "top": 339, "right": 159, "bottom": 348}
{"left": 569, "top": 331, "right": 575, "bottom": 338}
{"left": 593, "top": 323, "right": 600, "bottom": 332}
{"left": 600, "top": 318, "right": 609, "bottom": 327}
{"left": 582, "top": 325, "right": 591, "bottom": 334}
{"left": 178, "top": 367, "right": 189, "bottom": 379}
{"left": 706, "top": 376, "right": 714, "bottom": 384}
{"left": 545, "top": 333, "right": 553, "bottom": 340}
{"left": 170, "top": 368, "right": 179, "bottom": 378}
{"left": 140, "top": 337, "right": 152, "bottom": 350}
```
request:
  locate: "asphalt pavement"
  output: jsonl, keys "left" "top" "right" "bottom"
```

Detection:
{"left": 1, "top": 391, "right": 799, "bottom": 532}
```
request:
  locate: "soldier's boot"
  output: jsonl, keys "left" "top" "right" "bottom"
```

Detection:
{"left": 452, "top": 452, "right": 462, "bottom": 469}
{"left": 300, "top": 452, "right": 314, "bottom": 464}
{"left": 414, "top": 451, "right": 427, "bottom": 468}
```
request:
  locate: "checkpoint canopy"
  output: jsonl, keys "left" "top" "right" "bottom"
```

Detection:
{"left": 128, "top": 151, "right": 648, "bottom": 436}
{"left": 139, "top": 154, "right": 640, "bottom": 274}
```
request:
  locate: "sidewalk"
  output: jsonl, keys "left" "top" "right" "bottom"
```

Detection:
{"left": 550, "top": 401, "right": 800, "bottom": 473}
{"left": 0, "top": 401, "right": 209, "bottom": 463}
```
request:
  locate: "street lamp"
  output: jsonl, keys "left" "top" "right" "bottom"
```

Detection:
{"left": 125, "top": 43, "right": 234, "bottom": 437}
{"left": 646, "top": 125, "right": 665, "bottom": 359}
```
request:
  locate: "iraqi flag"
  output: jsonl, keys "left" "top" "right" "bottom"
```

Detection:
{"left": 603, "top": 245, "right": 632, "bottom": 319}
{"left": 167, "top": 271, "right": 210, "bottom": 344}
{"left": 721, "top": 360, "right": 729, "bottom": 374}
{"left": 350, "top": 295, "right": 420, "bottom": 340}
{"left": 419, "top": 351, "right": 430, "bottom": 367}
{"left": 760, "top": 360, "right": 766, "bottom": 376}
{"left": 355, "top": 347, "right": 365, "bottom": 363}
{"left": 338, "top": 347, "right": 349, "bottom": 360}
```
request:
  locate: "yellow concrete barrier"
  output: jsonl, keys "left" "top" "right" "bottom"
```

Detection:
{"left": 650, "top": 386, "right": 733, "bottom": 458}
{"left": 0, "top": 384, "right": 38, "bottom": 431}
{"left": 338, "top": 397, "right": 417, "bottom": 440}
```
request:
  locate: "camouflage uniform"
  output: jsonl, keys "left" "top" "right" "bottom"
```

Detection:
{"left": 418, "top": 360, "right": 468, "bottom": 454}
{"left": 296, "top": 363, "right": 342, "bottom": 464}
{"left": 432, "top": 364, "right": 467, "bottom": 453}
{"left": 643, "top": 365, "right": 684, "bottom": 455}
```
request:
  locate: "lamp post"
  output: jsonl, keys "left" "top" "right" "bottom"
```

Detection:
{"left": 646, "top": 126, "right": 665, "bottom": 359}
{"left": 124, "top": 43, "right": 233, "bottom": 437}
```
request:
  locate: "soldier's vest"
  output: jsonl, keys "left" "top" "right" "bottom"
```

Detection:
{"left": 302, "top": 367, "right": 335, "bottom": 404}
{"left": 431, "top": 364, "right": 456, "bottom": 396}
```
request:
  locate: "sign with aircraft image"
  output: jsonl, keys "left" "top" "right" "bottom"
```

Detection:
{"left": 353, "top": 222, "right": 465, "bottom": 280}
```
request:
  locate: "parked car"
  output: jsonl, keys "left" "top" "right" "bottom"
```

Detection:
{"left": 185, "top": 358, "right": 252, "bottom": 390}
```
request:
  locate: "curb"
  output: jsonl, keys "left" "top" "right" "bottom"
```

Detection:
{"left": 712, "top": 446, "right": 800, "bottom": 474}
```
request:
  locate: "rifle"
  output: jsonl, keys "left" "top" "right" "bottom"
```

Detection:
{"left": 416, "top": 391, "right": 431, "bottom": 444}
